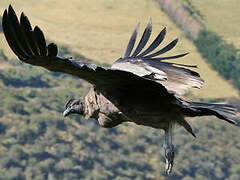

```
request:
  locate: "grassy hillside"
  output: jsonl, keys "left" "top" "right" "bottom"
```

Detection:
{"left": 0, "top": 0, "right": 238, "bottom": 98}
{"left": 182, "top": 0, "right": 240, "bottom": 48}
{"left": 0, "top": 45, "right": 240, "bottom": 180}
{"left": 0, "top": 0, "right": 240, "bottom": 179}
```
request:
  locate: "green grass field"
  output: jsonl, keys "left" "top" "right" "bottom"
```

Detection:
{"left": 0, "top": 0, "right": 239, "bottom": 98}
{"left": 185, "top": 0, "right": 240, "bottom": 48}
{"left": 0, "top": 1, "right": 240, "bottom": 179}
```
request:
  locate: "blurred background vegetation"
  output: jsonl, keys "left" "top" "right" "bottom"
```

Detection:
{"left": 0, "top": 0, "right": 240, "bottom": 179}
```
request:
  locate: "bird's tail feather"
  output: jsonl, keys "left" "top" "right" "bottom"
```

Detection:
{"left": 186, "top": 102, "right": 238, "bottom": 125}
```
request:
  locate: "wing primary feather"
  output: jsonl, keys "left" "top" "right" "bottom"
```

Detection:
{"left": 6, "top": 5, "right": 28, "bottom": 58}
{"left": 47, "top": 43, "right": 58, "bottom": 57}
{"left": 145, "top": 39, "right": 178, "bottom": 58}
{"left": 131, "top": 19, "right": 152, "bottom": 57}
{"left": 2, "top": 9, "right": 28, "bottom": 60}
{"left": 178, "top": 119, "right": 196, "bottom": 138}
{"left": 7, "top": 5, "right": 32, "bottom": 57}
{"left": 34, "top": 26, "right": 47, "bottom": 56}
{"left": 155, "top": 61, "right": 197, "bottom": 68}
{"left": 2, "top": 10, "right": 21, "bottom": 58}
{"left": 16, "top": 13, "right": 35, "bottom": 56}
{"left": 124, "top": 23, "right": 140, "bottom": 58}
{"left": 148, "top": 52, "right": 189, "bottom": 61}
{"left": 168, "top": 63, "right": 197, "bottom": 68}
{"left": 20, "top": 12, "right": 40, "bottom": 56}
{"left": 138, "top": 27, "right": 166, "bottom": 57}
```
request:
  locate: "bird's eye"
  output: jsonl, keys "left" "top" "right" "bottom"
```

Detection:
{"left": 74, "top": 102, "right": 80, "bottom": 105}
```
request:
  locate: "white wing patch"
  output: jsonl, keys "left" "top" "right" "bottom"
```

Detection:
{"left": 112, "top": 59, "right": 167, "bottom": 80}
{"left": 112, "top": 58, "right": 203, "bottom": 96}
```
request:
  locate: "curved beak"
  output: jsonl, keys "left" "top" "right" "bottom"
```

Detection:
{"left": 63, "top": 108, "right": 71, "bottom": 117}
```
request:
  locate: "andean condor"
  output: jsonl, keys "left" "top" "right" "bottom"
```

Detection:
{"left": 2, "top": 5, "right": 238, "bottom": 174}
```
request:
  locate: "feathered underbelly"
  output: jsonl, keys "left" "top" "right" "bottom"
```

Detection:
{"left": 127, "top": 111, "right": 184, "bottom": 129}
{"left": 86, "top": 88, "right": 184, "bottom": 130}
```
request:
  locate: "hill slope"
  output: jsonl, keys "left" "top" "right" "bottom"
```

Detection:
{"left": 181, "top": 0, "right": 240, "bottom": 48}
{"left": 0, "top": 1, "right": 240, "bottom": 179}
{"left": 0, "top": 0, "right": 238, "bottom": 98}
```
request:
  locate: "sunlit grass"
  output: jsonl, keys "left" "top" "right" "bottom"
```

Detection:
{"left": 0, "top": 0, "right": 238, "bottom": 98}
{"left": 186, "top": 0, "right": 240, "bottom": 48}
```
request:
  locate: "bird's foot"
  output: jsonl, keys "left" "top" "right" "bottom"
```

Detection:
{"left": 163, "top": 144, "right": 174, "bottom": 175}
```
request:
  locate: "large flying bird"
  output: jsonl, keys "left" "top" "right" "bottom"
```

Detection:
{"left": 2, "top": 5, "right": 238, "bottom": 174}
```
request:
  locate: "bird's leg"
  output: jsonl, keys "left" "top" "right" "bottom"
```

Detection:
{"left": 163, "top": 122, "right": 175, "bottom": 175}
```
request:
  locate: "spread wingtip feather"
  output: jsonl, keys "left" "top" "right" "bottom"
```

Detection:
{"left": 124, "top": 23, "right": 140, "bottom": 58}
{"left": 2, "top": 5, "right": 58, "bottom": 59}
{"left": 123, "top": 20, "right": 189, "bottom": 63}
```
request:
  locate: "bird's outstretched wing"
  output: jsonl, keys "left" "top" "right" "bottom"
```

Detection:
{"left": 112, "top": 19, "right": 203, "bottom": 96}
{"left": 2, "top": 5, "right": 179, "bottom": 102}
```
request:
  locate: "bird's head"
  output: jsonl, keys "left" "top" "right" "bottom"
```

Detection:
{"left": 63, "top": 98, "right": 85, "bottom": 117}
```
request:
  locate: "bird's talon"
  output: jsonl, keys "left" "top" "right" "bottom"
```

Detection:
{"left": 164, "top": 144, "right": 174, "bottom": 175}
{"left": 165, "top": 161, "right": 172, "bottom": 175}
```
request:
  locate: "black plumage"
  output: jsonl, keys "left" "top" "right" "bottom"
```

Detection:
{"left": 2, "top": 5, "right": 238, "bottom": 174}
{"left": 138, "top": 27, "right": 166, "bottom": 57}
{"left": 131, "top": 19, "right": 152, "bottom": 57}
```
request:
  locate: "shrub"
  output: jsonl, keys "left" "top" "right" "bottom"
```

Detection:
{"left": 0, "top": 49, "right": 8, "bottom": 61}
{"left": 194, "top": 29, "right": 240, "bottom": 88}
